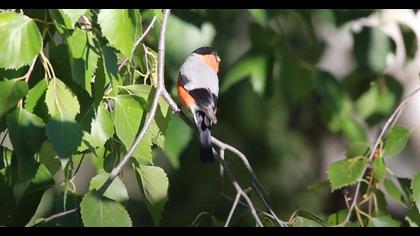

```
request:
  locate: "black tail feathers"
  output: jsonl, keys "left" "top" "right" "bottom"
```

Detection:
{"left": 196, "top": 111, "right": 215, "bottom": 163}
{"left": 199, "top": 128, "right": 214, "bottom": 163}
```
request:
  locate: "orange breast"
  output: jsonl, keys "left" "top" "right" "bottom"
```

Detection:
{"left": 200, "top": 54, "right": 219, "bottom": 73}
{"left": 177, "top": 79, "right": 196, "bottom": 109}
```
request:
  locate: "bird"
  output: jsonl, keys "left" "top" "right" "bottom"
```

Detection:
{"left": 177, "top": 47, "right": 220, "bottom": 163}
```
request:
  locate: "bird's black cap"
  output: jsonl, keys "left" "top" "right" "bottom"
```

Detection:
{"left": 193, "top": 47, "right": 218, "bottom": 56}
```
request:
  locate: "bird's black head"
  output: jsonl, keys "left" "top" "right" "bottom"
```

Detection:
{"left": 193, "top": 47, "right": 220, "bottom": 62}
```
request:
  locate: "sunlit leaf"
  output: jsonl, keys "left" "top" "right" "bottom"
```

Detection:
{"left": 327, "top": 157, "right": 368, "bottom": 191}
{"left": 0, "top": 12, "right": 42, "bottom": 69}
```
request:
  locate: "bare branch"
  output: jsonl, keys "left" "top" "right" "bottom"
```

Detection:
{"left": 31, "top": 208, "right": 79, "bottom": 227}
{"left": 98, "top": 9, "right": 171, "bottom": 195}
{"left": 342, "top": 86, "right": 420, "bottom": 226}
{"left": 214, "top": 151, "right": 263, "bottom": 227}
{"left": 225, "top": 192, "right": 241, "bottom": 227}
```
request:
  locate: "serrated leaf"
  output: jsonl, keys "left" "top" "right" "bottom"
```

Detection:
{"left": 412, "top": 172, "right": 420, "bottom": 213}
{"left": 45, "top": 78, "right": 80, "bottom": 120}
{"left": 122, "top": 84, "right": 169, "bottom": 116}
{"left": 383, "top": 126, "right": 410, "bottom": 157}
{"left": 89, "top": 173, "right": 128, "bottom": 203}
{"left": 6, "top": 108, "right": 45, "bottom": 177}
{"left": 25, "top": 79, "right": 47, "bottom": 113}
{"left": 39, "top": 141, "right": 61, "bottom": 175}
{"left": 97, "top": 9, "right": 142, "bottom": 58}
{"left": 405, "top": 207, "right": 420, "bottom": 227}
{"left": 368, "top": 214, "right": 400, "bottom": 227}
{"left": 164, "top": 115, "right": 192, "bottom": 169}
{"left": 62, "top": 9, "right": 87, "bottom": 27}
{"left": 97, "top": 46, "right": 120, "bottom": 99}
{"left": 0, "top": 12, "right": 42, "bottom": 69}
{"left": 48, "top": 9, "right": 73, "bottom": 33}
{"left": 346, "top": 141, "right": 370, "bottom": 159}
{"left": 327, "top": 157, "right": 368, "bottom": 191}
{"left": 66, "top": 29, "right": 99, "bottom": 95}
{"left": 383, "top": 179, "right": 405, "bottom": 206}
{"left": 374, "top": 157, "right": 386, "bottom": 182}
{"left": 80, "top": 191, "right": 132, "bottom": 227}
{"left": 136, "top": 165, "right": 169, "bottom": 226}
{"left": 46, "top": 119, "right": 83, "bottom": 157}
{"left": 0, "top": 79, "right": 28, "bottom": 118}
{"left": 89, "top": 103, "right": 114, "bottom": 148}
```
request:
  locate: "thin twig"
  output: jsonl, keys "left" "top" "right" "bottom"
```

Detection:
{"left": 214, "top": 151, "right": 263, "bottom": 226}
{"left": 97, "top": 10, "right": 171, "bottom": 195}
{"left": 341, "top": 86, "right": 420, "bottom": 226}
{"left": 118, "top": 16, "right": 158, "bottom": 71}
{"left": 31, "top": 208, "right": 79, "bottom": 227}
{"left": 220, "top": 193, "right": 278, "bottom": 221}
{"left": 225, "top": 192, "right": 241, "bottom": 227}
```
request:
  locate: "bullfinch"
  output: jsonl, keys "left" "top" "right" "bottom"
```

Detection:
{"left": 177, "top": 47, "right": 220, "bottom": 163}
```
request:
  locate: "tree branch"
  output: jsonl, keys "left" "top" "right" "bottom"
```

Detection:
{"left": 31, "top": 208, "right": 79, "bottom": 227}
{"left": 98, "top": 9, "right": 170, "bottom": 195}
{"left": 341, "top": 86, "right": 420, "bottom": 226}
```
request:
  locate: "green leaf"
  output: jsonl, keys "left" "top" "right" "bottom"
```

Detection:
{"left": 89, "top": 103, "right": 114, "bottom": 148}
{"left": 45, "top": 78, "right": 80, "bottom": 120}
{"left": 374, "top": 158, "right": 386, "bottom": 182}
{"left": 114, "top": 95, "right": 142, "bottom": 147}
{"left": 368, "top": 28, "right": 391, "bottom": 73}
{"left": 0, "top": 12, "right": 43, "bottom": 69}
{"left": 373, "top": 189, "right": 388, "bottom": 213}
{"left": 164, "top": 115, "right": 192, "bottom": 169}
{"left": 62, "top": 9, "right": 87, "bottom": 27}
{"left": 368, "top": 214, "right": 400, "bottom": 227}
{"left": 327, "top": 209, "right": 358, "bottom": 227}
{"left": 97, "top": 46, "right": 120, "bottom": 98}
{"left": 355, "top": 84, "right": 379, "bottom": 119}
{"left": 383, "top": 126, "right": 410, "bottom": 157}
{"left": 46, "top": 119, "right": 83, "bottom": 157}
{"left": 113, "top": 95, "right": 152, "bottom": 164}
{"left": 136, "top": 165, "right": 169, "bottom": 226}
{"left": 66, "top": 29, "right": 99, "bottom": 95}
{"left": 97, "top": 9, "right": 142, "bottom": 58}
{"left": 327, "top": 157, "right": 368, "bottom": 191}
{"left": 89, "top": 173, "right": 129, "bottom": 203}
{"left": 345, "top": 141, "right": 370, "bottom": 159}
{"left": 221, "top": 54, "right": 268, "bottom": 95}
{"left": 412, "top": 172, "right": 420, "bottom": 213}
{"left": 80, "top": 191, "right": 132, "bottom": 227}
{"left": 39, "top": 141, "right": 61, "bottom": 175}
{"left": 121, "top": 84, "right": 169, "bottom": 117}
{"left": 383, "top": 179, "right": 405, "bottom": 206}
{"left": 405, "top": 207, "right": 420, "bottom": 227}
{"left": 48, "top": 9, "right": 74, "bottom": 33}
{"left": 6, "top": 108, "right": 45, "bottom": 162}
{"left": 25, "top": 79, "right": 47, "bottom": 113}
{"left": 0, "top": 79, "right": 28, "bottom": 118}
